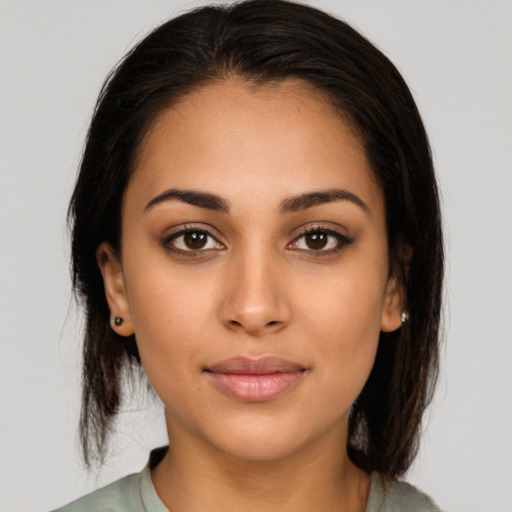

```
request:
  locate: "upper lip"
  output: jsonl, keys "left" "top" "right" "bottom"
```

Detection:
{"left": 206, "top": 356, "right": 306, "bottom": 374}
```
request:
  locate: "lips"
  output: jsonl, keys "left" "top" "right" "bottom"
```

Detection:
{"left": 205, "top": 356, "right": 307, "bottom": 402}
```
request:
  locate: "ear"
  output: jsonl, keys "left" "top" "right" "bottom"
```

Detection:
{"left": 380, "top": 244, "right": 412, "bottom": 332}
{"left": 380, "top": 274, "right": 404, "bottom": 332}
{"left": 96, "top": 242, "right": 134, "bottom": 337}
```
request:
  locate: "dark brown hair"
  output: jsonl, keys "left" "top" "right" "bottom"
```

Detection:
{"left": 69, "top": 0, "right": 443, "bottom": 477}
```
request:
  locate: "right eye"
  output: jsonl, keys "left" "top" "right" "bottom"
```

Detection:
{"left": 162, "top": 228, "right": 225, "bottom": 254}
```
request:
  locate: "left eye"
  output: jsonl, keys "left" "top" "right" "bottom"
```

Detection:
{"left": 290, "top": 230, "right": 348, "bottom": 251}
{"left": 165, "top": 230, "right": 223, "bottom": 251}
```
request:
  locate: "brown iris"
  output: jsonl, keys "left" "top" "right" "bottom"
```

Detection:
{"left": 184, "top": 231, "right": 208, "bottom": 250}
{"left": 305, "top": 232, "right": 328, "bottom": 250}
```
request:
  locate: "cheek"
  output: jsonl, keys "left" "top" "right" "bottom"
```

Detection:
{"left": 125, "top": 244, "right": 216, "bottom": 331}
{"left": 311, "top": 297, "right": 380, "bottom": 392}
{"left": 293, "top": 262, "right": 386, "bottom": 394}
{"left": 121, "top": 260, "right": 219, "bottom": 389}
{"left": 296, "top": 263, "right": 387, "bottom": 340}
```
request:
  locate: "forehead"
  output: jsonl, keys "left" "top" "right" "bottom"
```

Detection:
{"left": 127, "top": 78, "right": 382, "bottom": 215}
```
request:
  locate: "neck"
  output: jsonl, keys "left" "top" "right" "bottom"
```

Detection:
{"left": 151, "top": 419, "right": 370, "bottom": 512}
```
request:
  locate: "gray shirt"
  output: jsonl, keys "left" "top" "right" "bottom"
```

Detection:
{"left": 52, "top": 467, "right": 440, "bottom": 512}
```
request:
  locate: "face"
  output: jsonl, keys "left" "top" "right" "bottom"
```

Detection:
{"left": 98, "top": 79, "right": 403, "bottom": 462}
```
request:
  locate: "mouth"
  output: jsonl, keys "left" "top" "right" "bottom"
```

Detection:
{"left": 204, "top": 356, "right": 307, "bottom": 402}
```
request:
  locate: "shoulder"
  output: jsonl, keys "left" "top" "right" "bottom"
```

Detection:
{"left": 366, "top": 473, "right": 441, "bottom": 512}
{"left": 51, "top": 470, "right": 146, "bottom": 512}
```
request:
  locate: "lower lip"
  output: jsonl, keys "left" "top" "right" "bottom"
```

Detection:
{"left": 207, "top": 371, "right": 305, "bottom": 402}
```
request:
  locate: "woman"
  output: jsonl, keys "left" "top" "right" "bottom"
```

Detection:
{"left": 55, "top": 0, "right": 443, "bottom": 510}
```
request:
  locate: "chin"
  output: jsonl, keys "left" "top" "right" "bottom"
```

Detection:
{"left": 217, "top": 436, "right": 306, "bottom": 463}
{"left": 202, "top": 415, "right": 337, "bottom": 463}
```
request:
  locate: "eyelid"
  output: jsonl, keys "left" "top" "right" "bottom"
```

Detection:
{"left": 160, "top": 224, "right": 226, "bottom": 254}
{"left": 288, "top": 224, "right": 354, "bottom": 253}
{"left": 159, "top": 222, "right": 352, "bottom": 257}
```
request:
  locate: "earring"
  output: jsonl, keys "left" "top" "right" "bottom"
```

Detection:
{"left": 400, "top": 311, "right": 409, "bottom": 324}
{"left": 114, "top": 316, "right": 124, "bottom": 326}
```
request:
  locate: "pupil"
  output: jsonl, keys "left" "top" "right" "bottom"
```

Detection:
{"left": 306, "top": 232, "right": 327, "bottom": 250}
{"left": 184, "top": 232, "right": 207, "bottom": 249}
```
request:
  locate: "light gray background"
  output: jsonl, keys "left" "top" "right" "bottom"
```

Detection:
{"left": 1, "top": 1, "right": 511, "bottom": 511}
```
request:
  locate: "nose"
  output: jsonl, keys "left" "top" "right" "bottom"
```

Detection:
{"left": 219, "top": 249, "right": 291, "bottom": 336}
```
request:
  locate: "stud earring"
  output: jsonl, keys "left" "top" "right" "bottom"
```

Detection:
{"left": 114, "top": 316, "right": 124, "bottom": 326}
{"left": 400, "top": 311, "right": 409, "bottom": 324}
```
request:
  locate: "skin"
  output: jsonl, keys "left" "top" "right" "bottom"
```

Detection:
{"left": 97, "top": 79, "right": 404, "bottom": 512}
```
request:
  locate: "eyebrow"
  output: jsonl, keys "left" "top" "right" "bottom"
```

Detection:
{"left": 144, "top": 188, "right": 230, "bottom": 213}
{"left": 280, "top": 189, "right": 369, "bottom": 214}
{"left": 144, "top": 187, "right": 369, "bottom": 215}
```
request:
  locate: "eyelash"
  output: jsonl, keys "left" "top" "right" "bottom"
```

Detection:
{"left": 160, "top": 224, "right": 353, "bottom": 257}
{"left": 161, "top": 225, "right": 224, "bottom": 256}
{"left": 288, "top": 226, "right": 354, "bottom": 255}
